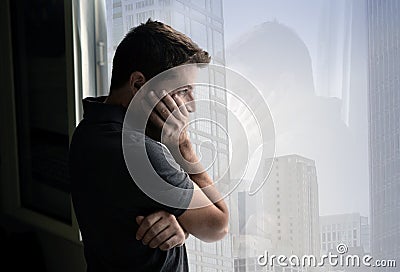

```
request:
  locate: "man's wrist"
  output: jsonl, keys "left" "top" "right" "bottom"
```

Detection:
{"left": 178, "top": 137, "right": 197, "bottom": 163}
{"left": 166, "top": 136, "right": 205, "bottom": 174}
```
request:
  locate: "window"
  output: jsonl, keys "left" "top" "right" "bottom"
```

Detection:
{"left": 136, "top": 10, "right": 155, "bottom": 24}
{"left": 0, "top": 1, "right": 381, "bottom": 272}
{"left": 173, "top": 12, "right": 186, "bottom": 34}
{"left": 190, "top": 20, "right": 207, "bottom": 50}
{"left": 191, "top": 0, "right": 206, "bottom": 9}
{"left": 97, "top": 1, "right": 373, "bottom": 272}
{"left": 136, "top": 0, "right": 155, "bottom": 9}
{"left": 126, "top": 15, "right": 135, "bottom": 30}
{"left": 125, "top": 3, "right": 133, "bottom": 11}
{"left": 202, "top": 243, "right": 217, "bottom": 254}
{"left": 213, "top": 30, "right": 224, "bottom": 60}
{"left": 211, "top": 0, "right": 222, "bottom": 17}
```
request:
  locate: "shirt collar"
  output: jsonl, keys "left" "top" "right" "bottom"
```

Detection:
{"left": 82, "top": 96, "right": 127, "bottom": 124}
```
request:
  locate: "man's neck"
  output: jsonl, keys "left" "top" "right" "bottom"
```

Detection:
{"left": 104, "top": 89, "right": 133, "bottom": 108}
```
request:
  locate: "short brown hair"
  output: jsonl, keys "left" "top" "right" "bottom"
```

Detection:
{"left": 110, "top": 19, "right": 211, "bottom": 91}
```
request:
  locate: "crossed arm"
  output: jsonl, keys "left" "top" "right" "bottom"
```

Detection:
{"left": 134, "top": 89, "right": 229, "bottom": 250}
{"left": 135, "top": 210, "right": 188, "bottom": 251}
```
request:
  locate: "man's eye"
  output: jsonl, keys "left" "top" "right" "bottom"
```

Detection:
{"left": 178, "top": 89, "right": 189, "bottom": 95}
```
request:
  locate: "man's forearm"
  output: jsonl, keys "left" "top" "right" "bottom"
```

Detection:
{"left": 169, "top": 137, "right": 229, "bottom": 215}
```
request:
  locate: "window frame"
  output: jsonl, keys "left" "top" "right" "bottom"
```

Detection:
{"left": 0, "top": 0, "right": 106, "bottom": 244}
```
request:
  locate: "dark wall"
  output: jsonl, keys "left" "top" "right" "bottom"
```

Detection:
{"left": 0, "top": 0, "right": 86, "bottom": 271}
{"left": 0, "top": 214, "right": 86, "bottom": 272}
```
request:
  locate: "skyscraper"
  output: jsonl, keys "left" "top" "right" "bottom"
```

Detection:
{"left": 230, "top": 181, "right": 270, "bottom": 259}
{"left": 105, "top": 1, "right": 232, "bottom": 271}
{"left": 232, "top": 155, "right": 320, "bottom": 271}
{"left": 261, "top": 155, "right": 320, "bottom": 259}
{"left": 367, "top": 0, "right": 400, "bottom": 268}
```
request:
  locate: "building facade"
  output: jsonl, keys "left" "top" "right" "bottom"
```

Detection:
{"left": 319, "top": 213, "right": 370, "bottom": 254}
{"left": 232, "top": 155, "right": 321, "bottom": 271}
{"left": 263, "top": 155, "right": 320, "bottom": 259}
{"left": 105, "top": 1, "right": 232, "bottom": 271}
{"left": 367, "top": 0, "right": 400, "bottom": 268}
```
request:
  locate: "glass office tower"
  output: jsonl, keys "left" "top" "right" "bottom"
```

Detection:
{"left": 367, "top": 0, "right": 400, "bottom": 269}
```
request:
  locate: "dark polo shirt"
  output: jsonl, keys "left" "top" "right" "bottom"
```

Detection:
{"left": 69, "top": 96, "right": 194, "bottom": 272}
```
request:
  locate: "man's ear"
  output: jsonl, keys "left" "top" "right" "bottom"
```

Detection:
{"left": 129, "top": 71, "right": 146, "bottom": 94}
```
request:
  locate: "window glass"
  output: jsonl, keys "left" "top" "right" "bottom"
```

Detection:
{"left": 173, "top": 11, "right": 186, "bottom": 34}
{"left": 211, "top": 0, "right": 222, "bottom": 17}
{"left": 213, "top": 30, "right": 223, "bottom": 60}
{"left": 191, "top": 0, "right": 206, "bottom": 9}
{"left": 191, "top": 20, "right": 207, "bottom": 50}
{"left": 102, "top": 1, "right": 374, "bottom": 272}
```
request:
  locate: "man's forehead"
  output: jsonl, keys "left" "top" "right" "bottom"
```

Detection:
{"left": 150, "top": 66, "right": 197, "bottom": 91}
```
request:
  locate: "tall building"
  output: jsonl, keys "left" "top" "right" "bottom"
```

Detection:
{"left": 262, "top": 155, "right": 320, "bottom": 259}
{"left": 105, "top": 1, "right": 232, "bottom": 271}
{"left": 232, "top": 155, "right": 320, "bottom": 271}
{"left": 367, "top": 0, "right": 400, "bottom": 268}
{"left": 319, "top": 213, "right": 370, "bottom": 254}
{"left": 233, "top": 257, "right": 306, "bottom": 272}
{"left": 230, "top": 182, "right": 270, "bottom": 259}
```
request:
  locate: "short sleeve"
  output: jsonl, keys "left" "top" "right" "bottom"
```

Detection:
{"left": 143, "top": 138, "right": 194, "bottom": 217}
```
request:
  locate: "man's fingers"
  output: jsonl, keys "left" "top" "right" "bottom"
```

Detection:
{"left": 147, "top": 91, "right": 172, "bottom": 121}
{"left": 159, "top": 91, "right": 180, "bottom": 116}
{"left": 147, "top": 227, "right": 174, "bottom": 248}
{"left": 159, "top": 235, "right": 183, "bottom": 251}
{"left": 173, "top": 94, "right": 189, "bottom": 117}
{"left": 141, "top": 99, "right": 164, "bottom": 129}
{"left": 136, "top": 212, "right": 163, "bottom": 240}
{"left": 141, "top": 219, "right": 170, "bottom": 245}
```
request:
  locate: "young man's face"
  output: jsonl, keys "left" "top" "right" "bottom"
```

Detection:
{"left": 148, "top": 64, "right": 198, "bottom": 113}
{"left": 169, "top": 85, "right": 195, "bottom": 113}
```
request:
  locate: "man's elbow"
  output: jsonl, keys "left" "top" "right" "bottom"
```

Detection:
{"left": 203, "top": 214, "right": 229, "bottom": 242}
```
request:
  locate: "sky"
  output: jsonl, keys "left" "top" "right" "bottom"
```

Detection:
{"left": 223, "top": 0, "right": 323, "bottom": 54}
{"left": 222, "top": 0, "right": 370, "bottom": 217}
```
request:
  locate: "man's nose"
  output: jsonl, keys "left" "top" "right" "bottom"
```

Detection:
{"left": 185, "top": 92, "right": 196, "bottom": 112}
{"left": 186, "top": 100, "right": 196, "bottom": 113}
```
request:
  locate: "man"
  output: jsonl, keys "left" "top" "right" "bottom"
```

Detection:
{"left": 69, "top": 19, "right": 229, "bottom": 272}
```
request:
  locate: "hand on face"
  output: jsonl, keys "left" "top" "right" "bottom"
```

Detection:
{"left": 141, "top": 88, "right": 192, "bottom": 147}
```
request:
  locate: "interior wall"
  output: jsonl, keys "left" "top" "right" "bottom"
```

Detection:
{"left": 0, "top": 214, "right": 86, "bottom": 272}
{"left": 0, "top": 0, "right": 86, "bottom": 271}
